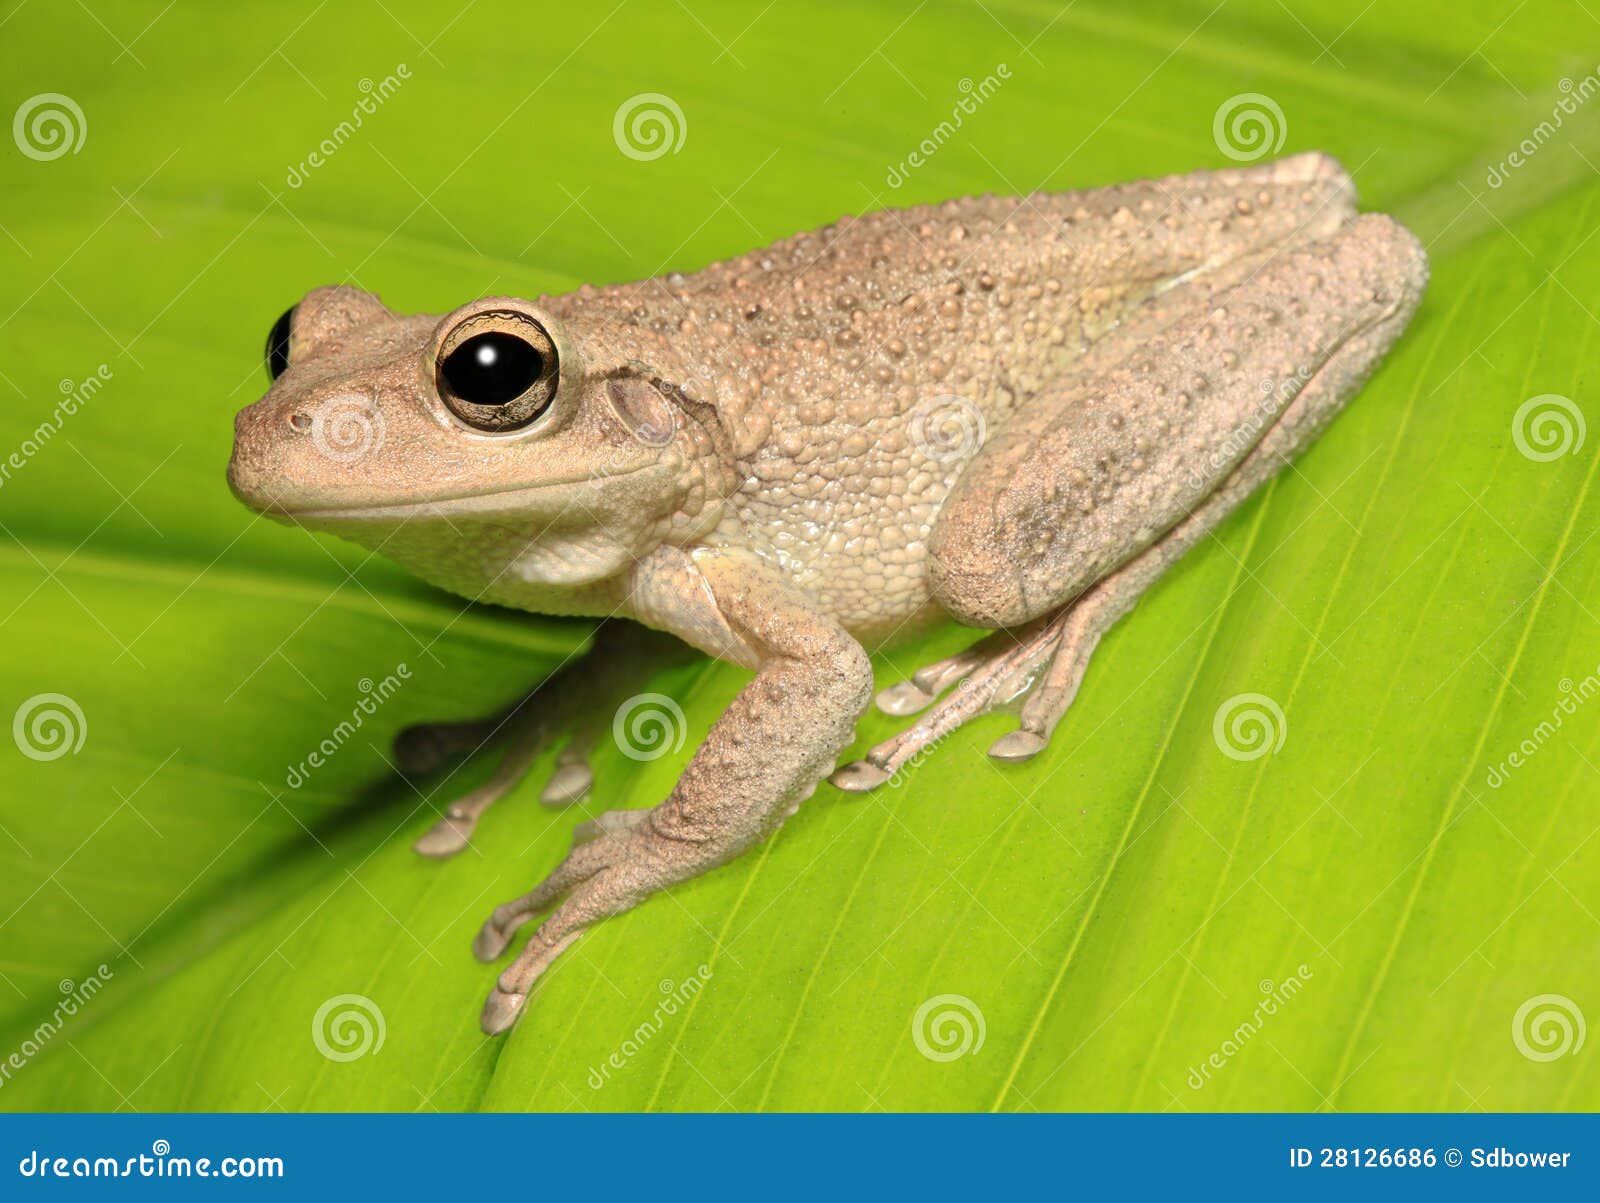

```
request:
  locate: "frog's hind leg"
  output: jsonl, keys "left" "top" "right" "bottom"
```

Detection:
{"left": 831, "top": 492, "right": 1222, "bottom": 790}
{"left": 833, "top": 213, "right": 1428, "bottom": 791}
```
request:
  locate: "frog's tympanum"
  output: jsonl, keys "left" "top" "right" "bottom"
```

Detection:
{"left": 230, "top": 153, "right": 1427, "bottom": 1034}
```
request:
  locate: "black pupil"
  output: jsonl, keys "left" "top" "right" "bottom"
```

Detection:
{"left": 265, "top": 306, "right": 295, "bottom": 380}
{"left": 441, "top": 331, "right": 544, "bottom": 406}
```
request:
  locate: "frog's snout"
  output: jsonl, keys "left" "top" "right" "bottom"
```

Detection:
{"left": 226, "top": 395, "right": 319, "bottom": 516}
{"left": 226, "top": 407, "right": 276, "bottom": 515}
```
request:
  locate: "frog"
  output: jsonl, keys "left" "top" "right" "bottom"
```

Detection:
{"left": 228, "top": 151, "right": 1427, "bottom": 1035}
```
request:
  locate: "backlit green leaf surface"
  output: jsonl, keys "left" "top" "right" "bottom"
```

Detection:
{"left": 1, "top": 0, "right": 1598, "bottom": 1111}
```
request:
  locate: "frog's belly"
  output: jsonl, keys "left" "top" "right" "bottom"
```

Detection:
{"left": 810, "top": 541, "right": 949, "bottom": 646}
{"left": 732, "top": 411, "right": 987, "bottom": 645}
{"left": 740, "top": 499, "right": 951, "bottom": 645}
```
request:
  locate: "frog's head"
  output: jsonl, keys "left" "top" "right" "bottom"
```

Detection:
{"left": 228, "top": 286, "right": 730, "bottom": 590}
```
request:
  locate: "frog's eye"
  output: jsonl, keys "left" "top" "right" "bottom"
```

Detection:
{"left": 265, "top": 305, "right": 295, "bottom": 381}
{"left": 435, "top": 310, "right": 560, "bottom": 432}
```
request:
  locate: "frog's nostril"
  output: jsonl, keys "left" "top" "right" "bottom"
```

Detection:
{"left": 289, "top": 412, "right": 312, "bottom": 432}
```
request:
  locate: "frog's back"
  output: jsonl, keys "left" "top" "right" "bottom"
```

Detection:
{"left": 554, "top": 154, "right": 1359, "bottom": 640}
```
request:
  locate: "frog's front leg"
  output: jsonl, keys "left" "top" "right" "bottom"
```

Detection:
{"left": 403, "top": 621, "right": 694, "bottom": 857}
{"left": 473, "top": 552, "right": 873, "bottom": 1034}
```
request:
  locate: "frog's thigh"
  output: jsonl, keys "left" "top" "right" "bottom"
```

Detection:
{"left": 928, "top": 213, "right": 1426, "bottom": 629}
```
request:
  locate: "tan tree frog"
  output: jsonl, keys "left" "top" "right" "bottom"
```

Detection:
{"left": 228, "top": 152, "right": 1427, "bottom": 1035}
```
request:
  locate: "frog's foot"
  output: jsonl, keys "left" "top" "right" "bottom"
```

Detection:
{"left": 830, "top": 594, "right": 1119, "bottom": 791}
{"left": 471, "top": 807, "right": 705, "bottom": 1034}
{"left": 406, "top": 624, "right": 696, "bottom": 858}
{"left": 407, "top": 695, "right": 627, "bottom": 857}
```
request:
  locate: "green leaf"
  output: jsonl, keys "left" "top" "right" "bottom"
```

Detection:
{"left": 2, "top": 0, "right": 1597, "bottom": 1112}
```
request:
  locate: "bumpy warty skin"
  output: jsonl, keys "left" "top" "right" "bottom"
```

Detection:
{"left": 533, "top": 151, "right": 1375, "bottom": 643}
{"left": 926, "top": 210, "right": 1426, "bottom": 628}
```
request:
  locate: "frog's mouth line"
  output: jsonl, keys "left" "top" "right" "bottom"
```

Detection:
{"left": 247, "top": 463, "right": 662, "bottom": 525}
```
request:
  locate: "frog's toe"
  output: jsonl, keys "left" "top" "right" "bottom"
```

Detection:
{"left": 539, "top": 759, "right": 594, "bottom": 806}
{"left": 412, "top": 770, "right": 518, "bottom": 860}
{"left": 874, "top": 680, "right": 936, "bottom": 717}
{"left": 829, "top": 760, "right": 893, "bottom": 792}
{"left": 536, "top": 711, "right": 605, "bottom": 809}
{"left": 411, "top": 716, "right": 553, "bottom": 860}
{"left": 539, "top": 682, "right": 638, "bottom": 806}
{"left": 872, "top": 639, "right": 1001, "bottom": 717}
{"left": 415, "top": 809, "right": 479, "bottom": 858}
{"left": 987, "top": 729, "right": 1048, "bottom": 762}
{"left": 480, "top": 987, "right": 526, "bottom": 1035}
